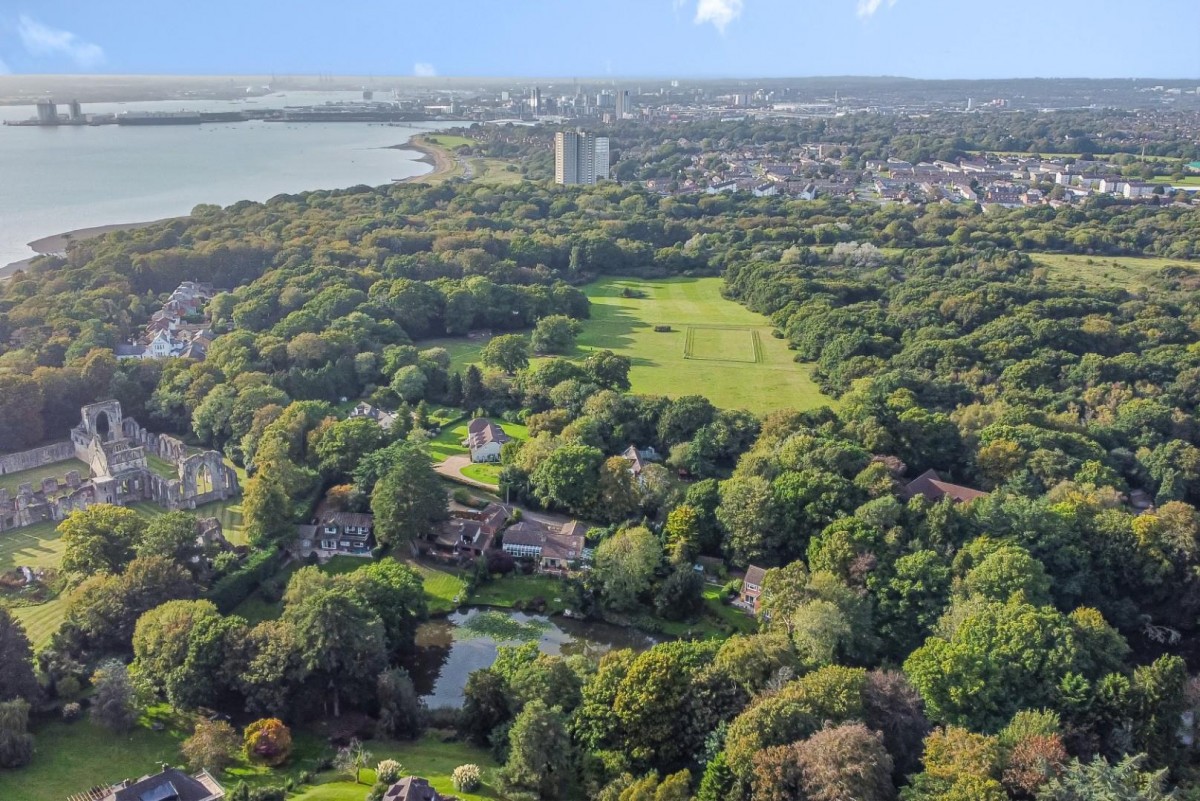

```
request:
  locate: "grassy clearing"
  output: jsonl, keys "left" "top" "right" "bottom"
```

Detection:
{"left": 0, "top": 459, "right": 89, "bottom": 494}
{"left": 653, "top": 585, "right": 757, "bottom": 640}
{"left": 469, "top": 575, "right": 570, "bottom": 614}
{"left": 230, "top": 556, "right": 371, "bottom": 624}
{"left": 144, "top": 454, "right": 179, "bottom": 481}
{"left": 472, "top": 159, "right": 524, "bottom": 185}
{"left": 1031, "top": 252, "right": 1199, "bottom": 290}
{"left": 429, "top": 277, "right": 831, "bottom": 414}
{"left": 685, "top": 325, "right": 761, "bottom": 363}
{"left": 425, "top": 134, "right": 476, "bottom": 150}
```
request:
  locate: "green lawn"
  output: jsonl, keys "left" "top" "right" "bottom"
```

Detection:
{"left": 1, "top": 709, "right": 497, "bottom": 801}
{"left": 0, "top": 712, "right": 192, "bottom": 801}
{"left": 1031, "top": 252, "right": 1199, "bottom": 290}
{"left": 1148, "top": 175, "right": 1200, "bottom": 186}
{"left": 406, "top": 560, "right": 468, "bottom": 614}
{"left": 427, "top": 417, "right": 529, "bottom": 464}
{"left": 460, "top": 463, "right": 503, "bottom": 486}
{"left": 0, "top": 459, "right": 89, "bottom": 494}
{"left": 1, "top": 520, "right": 69, "bottom": 646}
{"left": 144, "top": 454, "right": 179, "bottom": 481}
{"left": 469, "top": 575, "right": 571, "bottom": 614}
{"left": 427, "top": 277, "right": 830, "bottom": 414}
{"left": 293, "top": 735, "right": 502, "bottom": 801}
{"left": 230, "top": 556, "right": 372, "bottom": 624}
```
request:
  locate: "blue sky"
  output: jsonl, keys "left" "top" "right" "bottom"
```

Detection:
{"left": 0, "top": 0, "right": 1197, "bottom": 79}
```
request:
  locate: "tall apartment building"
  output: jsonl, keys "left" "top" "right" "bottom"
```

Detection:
{"left": 555, "top": 130, "right": 610, "bottom": 185}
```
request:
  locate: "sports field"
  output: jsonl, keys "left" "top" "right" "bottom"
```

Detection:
{"left": 1031, "top": 252, "right": 1199, "bottom": 290}
{"left": 426, "top": 277, "right": 830, "bottom": 414}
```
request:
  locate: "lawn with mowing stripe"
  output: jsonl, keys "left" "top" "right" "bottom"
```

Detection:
{"left": 426, "top": 277, "right": 830, "bottom": 414}
{"left": 0, "top": 459, "right": 89, "bottom": 494}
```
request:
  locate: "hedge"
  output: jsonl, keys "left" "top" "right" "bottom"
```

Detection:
{"left": 207, "top": 547, "right": 281, "bottom": 613}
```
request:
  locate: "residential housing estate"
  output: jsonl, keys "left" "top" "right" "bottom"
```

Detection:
{"left": 115, "top": 281, "right": 216, "bottom": 361}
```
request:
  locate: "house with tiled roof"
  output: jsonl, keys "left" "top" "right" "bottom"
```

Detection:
{"left": 464, "top": 418, "right": 512, "bottom": 463}
{"left": 68, "top": 767, "right": 224, "bottom": 801}
{"left": 739, "top": 565, "right": 766, "bottom": 612}
{"left": 899, "top": 469, "right": 988, "bottom": 504}
{"left": 503, "top": 518, "right": 590, "bottom": 573}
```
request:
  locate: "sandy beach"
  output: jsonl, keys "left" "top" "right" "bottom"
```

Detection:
{"left": 397, "top": 136, "right": 458, "bottom": 183}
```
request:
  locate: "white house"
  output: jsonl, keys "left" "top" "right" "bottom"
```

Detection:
{"left": 464, "top": 418, "right": 512, "bottom": 463}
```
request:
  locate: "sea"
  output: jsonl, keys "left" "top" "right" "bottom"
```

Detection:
{"left": 0, "top": 91, "right": 451, "bottom": 268}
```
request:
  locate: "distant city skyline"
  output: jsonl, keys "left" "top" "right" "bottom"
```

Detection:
{"left": 0, "top": 1, "right": 1198, "bottom": 80}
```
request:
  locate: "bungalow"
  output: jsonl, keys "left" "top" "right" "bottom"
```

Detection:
{"left": 899, "top": 469, "right": 988, "bottom": 504}
{"left": 465, "top": 418, "right": 512, "bottom": 463}
{"left": 739, "top": 565, "right": 766, "bottom": 612}
{"left": 503, "top": 519, "right": 590, "bottom": 573}
{"left": 68, "top": 767, "right": 225, "bottom": 801}
{"left": 383, "top": 777, "right": 445, "bottom": 801}
{"left": 297, "top": 508, "right": 375, "bottom": 558}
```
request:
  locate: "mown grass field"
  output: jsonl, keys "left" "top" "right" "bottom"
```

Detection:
{"left": 0, "top": 459, "right": 89, "bottom": 494}
{"left": 1, "top": 520, "right": 69, "bottom": 646}
{"left": 1031, "top": 252, "right": 1199, "bottom": 290}
{"left": 426, "top": 277, "right": 830, "bottom": 414}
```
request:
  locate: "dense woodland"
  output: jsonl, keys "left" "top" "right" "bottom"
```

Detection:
{"left": 3, "top": 173, "right": 1200, "bottom": 799}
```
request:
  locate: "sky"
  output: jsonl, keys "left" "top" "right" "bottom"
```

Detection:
{"left": 0, "top": 0, "right": 1197, "bottom": 80}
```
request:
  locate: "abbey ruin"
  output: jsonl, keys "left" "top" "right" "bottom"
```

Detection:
{"left": 0, "top": 400, "right": 239, "bottom": 533}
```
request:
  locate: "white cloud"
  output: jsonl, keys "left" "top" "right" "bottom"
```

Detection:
{"left": 856, "top": 0, "right": 899, "bottom": 19}
{"left": 692, "top": 0, "right": 745, "bottom": 33}
{"left": 17, "top": 15, "right": 105, "bottom": 69}
{"left": 413, "top": 62, "right": 437, "bottom": 77}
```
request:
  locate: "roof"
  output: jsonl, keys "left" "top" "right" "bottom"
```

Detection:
{"left": 383, "top": 777, "right": 442, "bottom": 801}
{"left": 622, "top": 445, "right": 646, "bottom": 474}
{"left": 98, "top": 768, "right": 224, "bottom": 801}
{"left": 743, "top": 565, "right": 767, "bottom": 588}
{"left": 505, "top": 520, "right": 586, "bottom": 561}
{"left": 900, "top": 469, "right": 988, "bottom": 504}
{"left": 466, "top": 418, "right": 512, "bottom": 449}
{"left": 319, "top": 511, "right": 374, "bottom": 531}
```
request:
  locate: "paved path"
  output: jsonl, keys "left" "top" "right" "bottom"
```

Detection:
{"left": 433, "top": 455, "right": 496, "bottom": 491}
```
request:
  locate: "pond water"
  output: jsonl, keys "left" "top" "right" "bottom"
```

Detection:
{"left": 402, "top": 607, "right": 654, "bottom": 708}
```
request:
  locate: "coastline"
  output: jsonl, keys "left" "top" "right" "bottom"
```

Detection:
{"left": 1, "top": 131, "right": 452, "bottom": 280}
{"left": 397, "top": 135, "right": 460, "bottom": 183}
{"left": 0, "top": 220, "right": 174, "bottom": 280}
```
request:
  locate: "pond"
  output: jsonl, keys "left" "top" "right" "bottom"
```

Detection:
{"left": 402, "top": 607, "right": 654, "bottom": 708}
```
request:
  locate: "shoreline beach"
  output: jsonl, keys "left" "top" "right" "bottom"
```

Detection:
{"left": 395, "top": 135, "right": 459, "bottom": 183}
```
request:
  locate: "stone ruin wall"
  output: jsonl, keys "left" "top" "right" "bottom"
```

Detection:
{"left": 0, "top": 442, "right": 76, "bottom": 476}
{"left": 122, "top": 417, "right": 190, "bottom": 467}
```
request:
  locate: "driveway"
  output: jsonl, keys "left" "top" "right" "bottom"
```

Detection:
{"left": 433, "top": 454, "right": 498, "bottom": 491}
